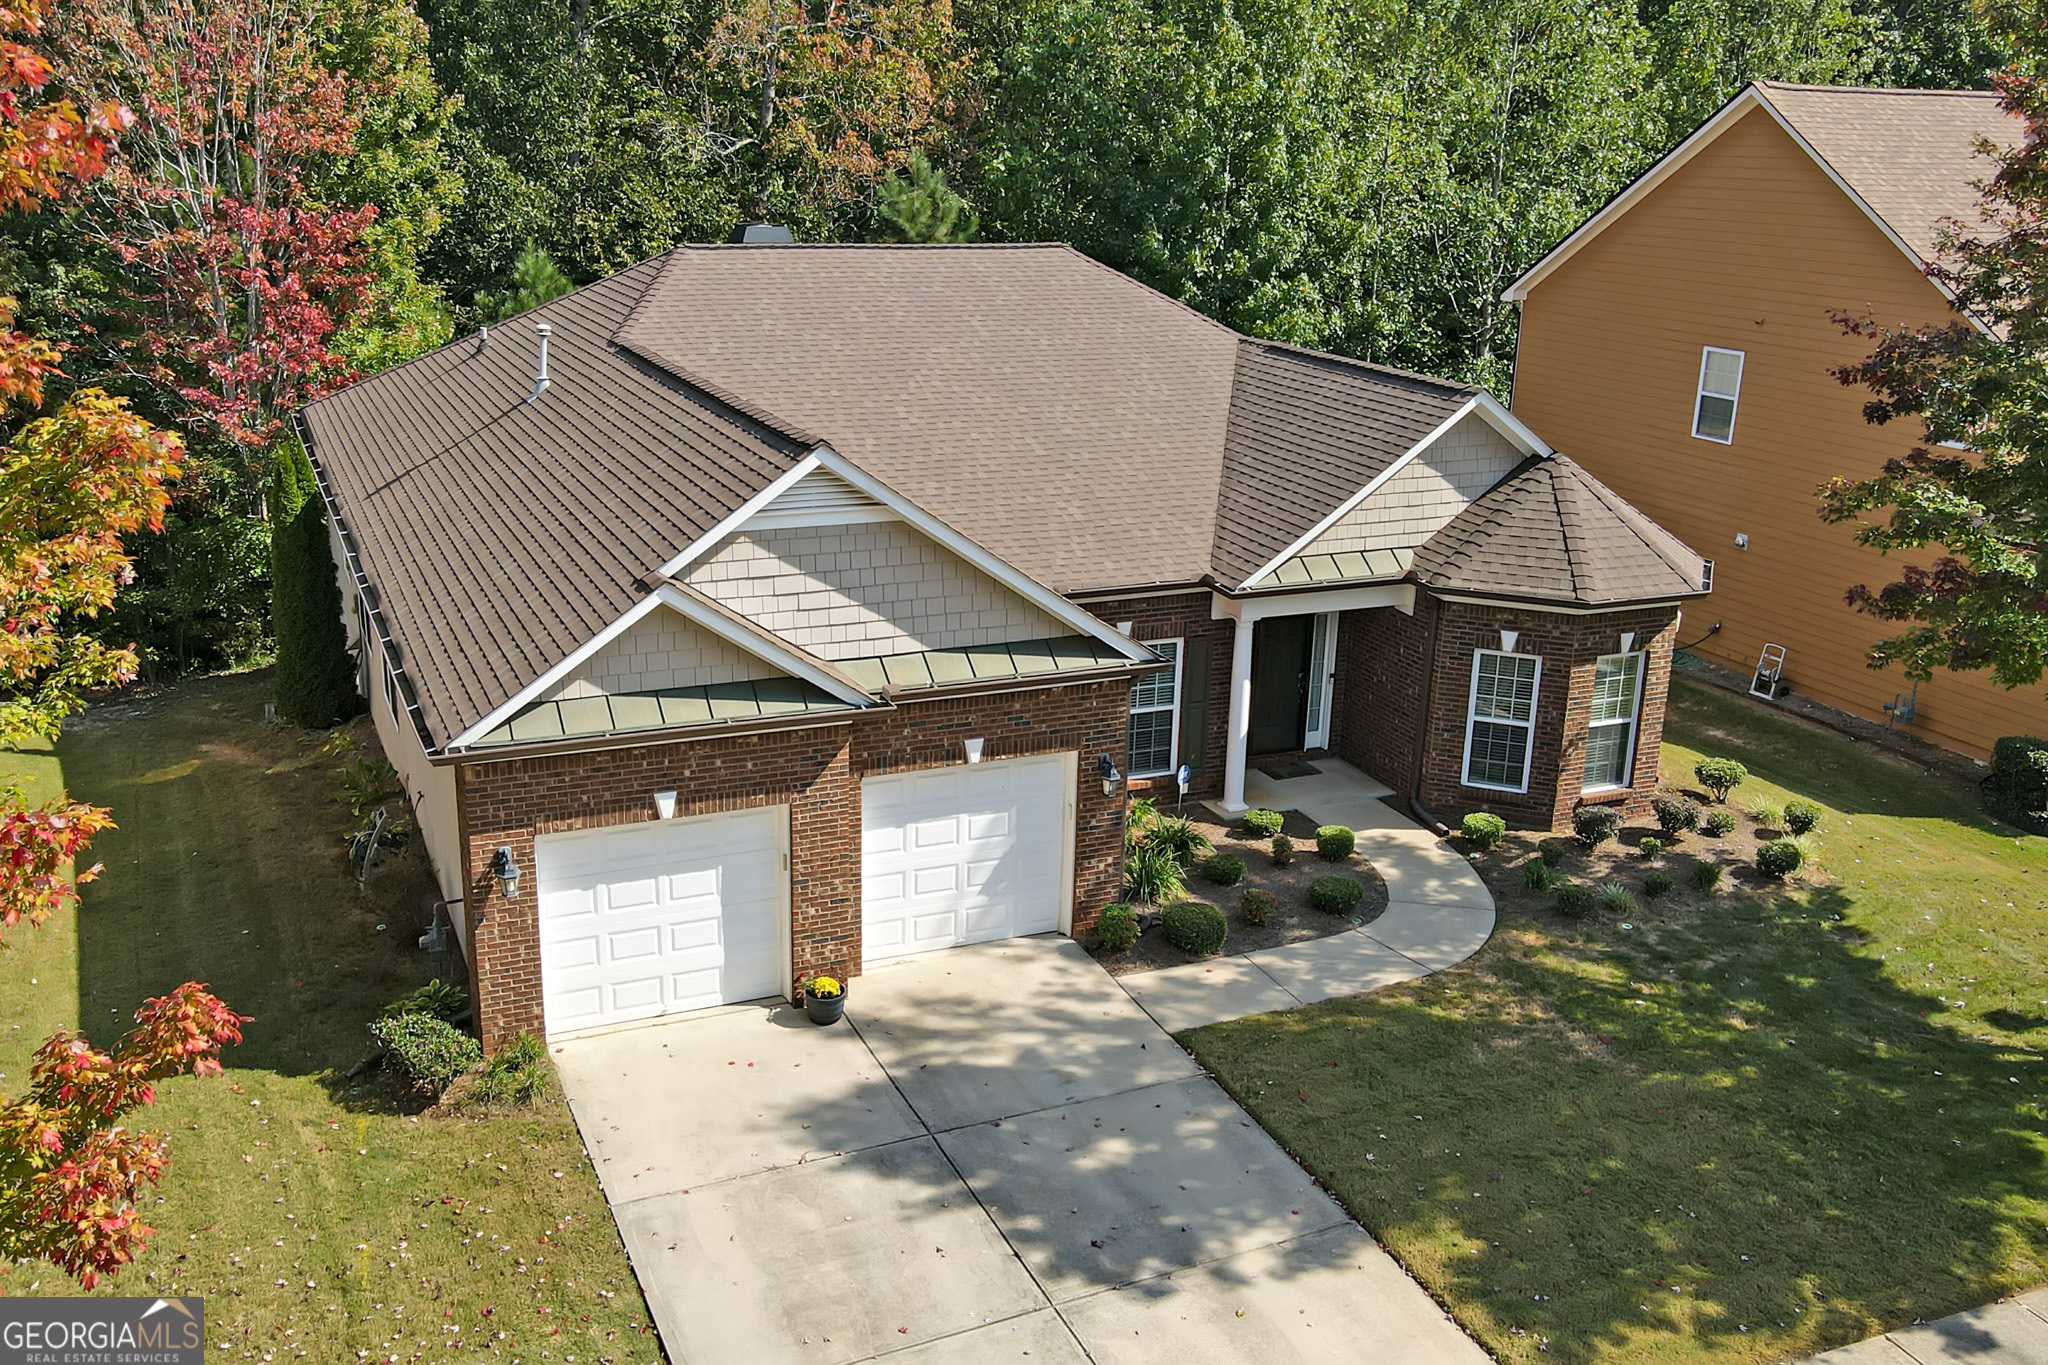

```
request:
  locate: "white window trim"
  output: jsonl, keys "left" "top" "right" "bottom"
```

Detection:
{"left": 1462, "top": 649, "right": 1541, "bottom": 794}
{"left": 1583, "top": 651, "right": 1646, "bottom": 794}
{"left": 1128, "top": 637, "right": 1184, "bottom": 778}
{"left": 1692, "top": 346, "right": 1744, "bottom": 444}
{"left": 382, "top": 647, "right": 400, "bottom": 718}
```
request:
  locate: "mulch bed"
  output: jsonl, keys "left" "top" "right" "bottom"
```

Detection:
{"left": 1094, "top": 808, "right": 1390, "bottom": 976}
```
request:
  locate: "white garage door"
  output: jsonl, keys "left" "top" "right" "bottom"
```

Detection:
{"left": 535, "top": 807, "right": 786, "bottom": 1037}
{"left": 862, "top": 753, "right": 1071, "bottom": 965}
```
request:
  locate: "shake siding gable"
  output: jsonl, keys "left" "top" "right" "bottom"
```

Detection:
{"left": 1512, "top": 101, "right": 2048, "bottom": 759}
{"left": 545, "top": 605, "right": 783, "bottom": 701}
{"left": 1299, "top": 415, "right": 1525, "bottom": 558}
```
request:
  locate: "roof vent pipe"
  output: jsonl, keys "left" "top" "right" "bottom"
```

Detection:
{"left": 525, "top": 323, "right": 550, "bottom": 403}
{"left": 477, "top": 324, "right": 489, "bottom": 350}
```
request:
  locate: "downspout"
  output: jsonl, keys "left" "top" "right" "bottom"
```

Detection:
{"left": 1407, "top": 595, "right": 1451, "bottom": 837}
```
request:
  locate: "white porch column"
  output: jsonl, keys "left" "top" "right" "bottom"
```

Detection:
{"left": 1221, "top": 615, "right": 1255, "bottom": 812}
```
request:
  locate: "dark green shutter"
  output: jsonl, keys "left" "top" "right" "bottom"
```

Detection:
{"left": 1178, "top": 633, "right": 1213, "bottom": 776}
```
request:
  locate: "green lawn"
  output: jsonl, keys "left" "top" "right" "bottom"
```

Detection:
{"left": 1187, "top": 677, "right": 2048, "bottom": 1364}
{"left": 0, "top": 672, "right": 658, "bottom": 1365}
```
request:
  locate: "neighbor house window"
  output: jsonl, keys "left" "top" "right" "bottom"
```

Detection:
{"left": 382, "top": 648, "right": 399, "bottom": 718}
{"left": 1693, "top": 347, "right": 1744, "bottom": 443}
{"left": 1463, "top": 650, "right": 1541, "bottom": 792}
{"left": 1583, "top": 652, "right": 1645, "bottom": 791}
{"left": 1128, "top": 639, "right": 1182, "bottom": 777}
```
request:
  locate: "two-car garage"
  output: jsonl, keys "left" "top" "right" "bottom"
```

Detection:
{"left": 533, "top": 753, "right": 1076, "bottom": 1038}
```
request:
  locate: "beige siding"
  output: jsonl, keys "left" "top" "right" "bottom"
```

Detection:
{"left": 545, "top": 608, "right": 780, "bottom": 700}
{"left": 1303, "top": 414, "right": 1524, "bottom": 557}
{"left": 367, "top": 647, "right": 463, "bottom": 916}
{"left": 1512, "top": 103, "right": 2048, "bottom": 759}
{"left": 684, "top": 521, "right": 1063, "bottom": 660}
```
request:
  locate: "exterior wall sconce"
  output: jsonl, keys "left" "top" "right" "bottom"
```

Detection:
{"left": 490, "top": 846, "right": 521, "bottom": 899}
{"left": 963, "top": 738, "right": 985, "bottom": 763}
{"left": 1099, "top": 753, "right": 1123, "bottom": 797}
{"left": 654, "top": 790, "right": 678, "bottom": 819}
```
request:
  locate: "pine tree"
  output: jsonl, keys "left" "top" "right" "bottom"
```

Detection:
{"left": 269, "top": 442, "right": 362, "bottom": 727}
{"left": 876, "top": 153, "right": 978, "bottom": 244}
{"left": 477, "top": 242, "right": 574, "bottom": 322}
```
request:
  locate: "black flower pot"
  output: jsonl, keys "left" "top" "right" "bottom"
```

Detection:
{"left": 803, "top": 988, "right": 846, "bottom": 1025}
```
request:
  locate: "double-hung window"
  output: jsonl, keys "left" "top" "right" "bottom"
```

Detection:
{"left": 1463, "top": 650, "right": 1541, "bottom": 792}
{"left": 1693, "top": 346, "right": 1744, "bottom": 443}
{"left": 1127, "top": 639, "right": 1182, "bottom": 777}
{"left": 1583, "top": 652, "right": 1644, "bottom": 791}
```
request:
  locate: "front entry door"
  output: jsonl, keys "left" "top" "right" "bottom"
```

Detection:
{"left": 1249, "top": 615, "right": 1314, "bottom": 755}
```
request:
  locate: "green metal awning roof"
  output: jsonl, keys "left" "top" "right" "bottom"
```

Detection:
{"left": 470, "top": 676, "right": 855, "bottom": 748}
{"left": 835, "top": 635, "right": 1134, "bottom": 693}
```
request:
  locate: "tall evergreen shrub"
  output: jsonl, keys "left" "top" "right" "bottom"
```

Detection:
{"left": 270, "top": 443, "right": 362, "bottom": 727}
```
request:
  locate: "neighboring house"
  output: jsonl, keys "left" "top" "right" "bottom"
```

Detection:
{"left": 300, "top": 244, "right": 1706, "bottom": 1047}
{"left": 1506, "top": 81, "right": 2033, "bottom": 759}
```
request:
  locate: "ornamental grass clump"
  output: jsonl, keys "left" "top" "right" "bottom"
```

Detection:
{"left": 1241, "top": 887, "right": 1275, "bottom": 925}
{"left": 1242, "top": 808, "right": 1285, "bottom": 838}
{"left": 1315, "top": 825, "right": 1355, "bottom": 860}
{"left": 1461, "top": 812, "right": 1507, "bottom": 849}
{"left": 1694, "top": 757, "right": 1748, "bottom": 803}
{"left": 1162, "top": 901, "right": 1228, "bottom": 956}
{"left": 1124, "top": 840, "right": 1185, "bottom": 905}
{"left": 1149, "top": 815, "right": 1211, "bottom": 868}
{"left": 1522, "top": 858, "right": 1555, "bottom": 892}
{"left": 1598, "top": 882, "right": 1636, "bottom": 913}
{"left": 1784, "top": 799, "right": 1824, "bottom": 836}
{"left": 1692, "top": 859, "right": 1724, "bottom": 891}
{"left": 1749, "top": 801, "right": 1784, "bottom": 831}
{"left": 1202, "top": 852, "right": 1247, "bottom": 886}
{"left": 1097, "top": 903, "right": 1140, "bottom": 951}
{"left": 1651, "top": 793, "right": 1701, "bottom": 838}
{"left": 468, "top": 1032, "right": 552, "bottom": 1107}
{"left": 1309, "top": 875, "right": 1365, "bottom": 914}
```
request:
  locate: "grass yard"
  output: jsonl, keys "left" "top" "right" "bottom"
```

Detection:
{"left": 1187, "top": 677, "right": 2048, "bottom": 1364}
{"left": 0, "top": 671, "right": 658, "bottom": 1365}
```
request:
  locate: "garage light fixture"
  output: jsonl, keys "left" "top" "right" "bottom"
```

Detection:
{"left": 490, "top": 846, "right": 521, "bottom": 899}
{"left": 654, "top": 789, "right": 678, "bottom": 819}
{"left": 1098, "top": 753, "right": 1122, "bottom": 797}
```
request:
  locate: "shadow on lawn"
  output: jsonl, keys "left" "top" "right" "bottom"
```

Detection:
{"left": 57, "top": 671, "right": 443, "bottom": 1093}
{"left": 1189, "top": 884, "right": 2048, "bottom": 1363}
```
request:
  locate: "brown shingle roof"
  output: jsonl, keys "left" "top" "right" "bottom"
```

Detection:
{"left": 1758, "top": 82, "right": 2016, "bottom": 266}
{"left": 1413, "top": 455, "right": 1707, "bottom": 607}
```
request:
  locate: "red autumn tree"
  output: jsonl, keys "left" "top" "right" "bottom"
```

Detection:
{"left": 0, "top": 0, "right": 243, "bottom": 1291}
{"left": 49, "top": 0, "right": 379, "bottom": 452}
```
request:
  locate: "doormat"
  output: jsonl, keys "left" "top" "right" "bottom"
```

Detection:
{"left": 1255, "top": 758, "right": 1321, "bottom": 781}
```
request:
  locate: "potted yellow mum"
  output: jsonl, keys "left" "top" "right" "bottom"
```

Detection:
{"left": 801, "top": 974, "right": 846, "bottom": 1025}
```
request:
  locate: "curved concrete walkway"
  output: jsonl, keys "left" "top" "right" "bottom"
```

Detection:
{"left": 1121, "top": 759, "right": 1497, "bottom": 1032}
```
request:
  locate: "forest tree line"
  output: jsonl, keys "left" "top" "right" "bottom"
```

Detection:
{"left": 1, "top": 0, "right": 2008, "bottom": 677}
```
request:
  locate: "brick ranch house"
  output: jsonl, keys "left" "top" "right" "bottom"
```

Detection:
{"left": 298, "top": 243, "right": 1709, "bottom": 1048}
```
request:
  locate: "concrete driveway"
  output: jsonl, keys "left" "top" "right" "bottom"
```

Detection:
{"left": 555, "top": 937, "right": 1488, "bottom": 1364}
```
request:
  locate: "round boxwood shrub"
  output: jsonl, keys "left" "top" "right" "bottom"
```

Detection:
{"left": 1098, "top": 902, "right": 1140, "bottom": 952}
{"left": 1701, "top": 811, "right": 1737, "bottom": 837}
{"left": 1270, "top": 834, "right": 1294, "bottom": 866}
{"left": 1202, "top": 852, "right": 1247, "bottom": 886}
{"left": 1694, "top": 757, "right": 1749, "bottom": 803}
{"left": 1461, "top": 812, "right": 1508, "bottom": 850}
{"left": 1553, "top": 882, "right": 1594, "bottom": 917}
{"left": 1242, "top": 808, "right": 1285, "bottom": 839}
{"left": 1241, "top": 886, "right": 1276, "bottom": 925}
{"left": 1537, "top": 838, "right": 1571, "bottom": 867}
{"left": 1308, "top": 875, "right": 1365, "bottom": 915}
{"left": 1638, "top": 835, "right": 1663, "bottom": 859}
{"left": 1162, "top": 900, "right": 1228, "bottom": 956}
{"left": 1692, "top": 859, "right": 1724, "bottom": 891}
{"left": 1644, "top": 870, "right": 1675, "bottom": 898}
{"left": 1757, "top": 838, "right": 1804, "bottom": 879}
{"left": 1650, "top": 793, "right": 1701, "bottom": 837}
{"left": 1784, "top": 799, "right": 1824, "bottom": 836}
{"left": 1572, "top": 805, "right": 1622, "bottom": 849}
{"left": 1315, "top": 825, "right": 1356, "bottom": 861}
{"left": 370, "top": 1012, "right": 482, "bottom": 1096}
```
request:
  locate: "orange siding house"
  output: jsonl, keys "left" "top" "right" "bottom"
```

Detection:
{"left": 1506, "top": 82, "right": 2038, "bottom": 759}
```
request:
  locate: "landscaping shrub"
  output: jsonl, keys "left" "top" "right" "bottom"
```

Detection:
{"left": 1701, "top": 811, "right": 1736, "bottom": 837}
{"left": 1162, "top": 900, "right": 1228, "bottom": 956}
{"left": 1461, "top": 812, "right": 1507, "bottom": 849}
{"left": 271, "top": 441, "right": 365, "bottom": 728}
{"left": 1651, "top": 793, "right": 1701, "bottom": 837}
{"left": 1553, "top": 882, "right": 1594, "bottom": 917}
{"left": 469, "top": 1032, "right": 551, "bottom": 1106}
{"left": 1784, "top": 799, "right": 1824, "bottom": 836}
{"left": 1638, "top": 835, "right": 1663, "bottom": 859}
{"left": 1692, "top": 859, "right": 1724, "bottom": 891}
{"left": 1749, "top": 801, "right": 1784, "bottom": 831}
{"left": 371, "top": 1012, "right": 481, "bottom": 1096}
{"left": 1309, "top": 875, "right": 1365, "bottom": 915}
{"left": 1149, "top": 816, "right": 1212, "bottom": 867}
{"left": 1644, "top": 871, "right": 1675, "bottom": 898}
{"left": 1572, "top": 805, "right": 1621, "bottom": 848}
{"left": 1241, "top": 887, "right": 1275, "bottom": 925}
{"left": 1201, "top": 852, "right": 1247, "bottom": 886}
{"left": 1315, "top": 825, "right": 1356, "bottom": 860}
{"left": 1242, "top": 808, "right": 1285, "bottom": 839}
{"left": 1124, "top": 796, "right": 1159, "bottom": 850}
{"left": 1598, "top": 882, "right": 1636, "bottom": 913}
{"left": 1270, "top": 834, "right": 1294, "bottom": 866}
{"left": 1124, "top": 842, "right": 1186, "bottom": 904}
{"left": 1098, "top": 903, "right": 1140, "bottom": 951}
{"left": 1522, "top": 858, "right": 1555, "bottom": 892}
{"left": 1537, "top": 838, "right": 1571, "bottom": 867}
{"left": 381, "top": 979, "right": 466, "bottom": 1021}
{"left": 1988, "top": 736, "right": 2048, "bottom": 815}
{"left": 1694, "top": 757, "right": 1749, "bottom": 802}
{"left": 1757, "top": 838, "right": 1804, "bottom": 879}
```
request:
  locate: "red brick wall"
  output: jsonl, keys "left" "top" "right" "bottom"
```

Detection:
{"left": 1416, "top": 600, "right": 1681, "bottom": 831}
{"left": 1080, "top": 593, "right": 1234, "bottom": 800}
{"left": 1330, "top": 605, "right": 1433, "bottom": 792}
{"left": 456, "top": 678, "right": 1132, "bottom": 1050}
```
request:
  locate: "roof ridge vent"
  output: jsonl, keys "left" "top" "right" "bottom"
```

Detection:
{"left": 526, "top": 323, "right": 550, "bottom": 403}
